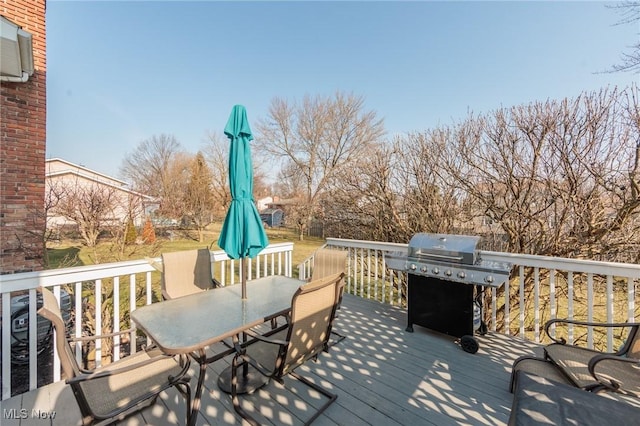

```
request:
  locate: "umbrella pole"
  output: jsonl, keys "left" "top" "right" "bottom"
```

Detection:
{"left": 241, "top": 257, "right": 247, "bottom": 300}
{"left": 241, "top": 257, "right": 248, "bottom": 376}
{"left": 217, "top": 259, "right": 268, "bottom": 395}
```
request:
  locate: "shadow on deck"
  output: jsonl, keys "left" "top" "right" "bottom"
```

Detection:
{"left": 1, "top": 294, "right": 543, "bottom": 425}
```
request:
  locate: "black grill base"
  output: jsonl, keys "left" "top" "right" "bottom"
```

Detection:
{"left": 406, "top": 275, "right": 474, "bottom": 338}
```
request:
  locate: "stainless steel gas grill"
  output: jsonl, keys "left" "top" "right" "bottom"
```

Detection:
{"left": 386, "top": 233, "right": 512, "bottom": 353}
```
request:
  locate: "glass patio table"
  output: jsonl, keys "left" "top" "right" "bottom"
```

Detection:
{"left": 131, "top": 275, "right": 304, "bottom": 426}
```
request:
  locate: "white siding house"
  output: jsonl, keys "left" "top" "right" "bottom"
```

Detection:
{"left": 45, "top": 158, "right": 157, "bottom": 228}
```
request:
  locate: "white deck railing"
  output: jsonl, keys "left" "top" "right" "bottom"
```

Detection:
{"left": 0, "top": 243, "right": 293, "bottom": 400}
{"left": 3, "top": 238, "right": 639, "bottom": 401}
{"left": 301, "top": 238, "right": 640, "bottom": 350}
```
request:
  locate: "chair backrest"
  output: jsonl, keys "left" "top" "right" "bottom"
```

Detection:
{"left": 279, "top": 272, "right": 344, "bottom": 376}
{"left": 161, "top": 248, "right": 217, "bottom": 299}
{"left": 37, "top": 287, "right": 81, "bottom": 381}
{"left": 310, "top": 248, "right": 348, "bottom": 282}
{"left": 625, "top": 324, "right": 640, "bottom": 358}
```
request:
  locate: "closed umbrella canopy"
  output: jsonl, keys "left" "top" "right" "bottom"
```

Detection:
{"left": 218, "top": 105, "right": 268, "bottom": 298}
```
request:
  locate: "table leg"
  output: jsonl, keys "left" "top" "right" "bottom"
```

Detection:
{"left": 217, "top": 333, "right": 269, "bottom": 394}
{"left": 189, "top": 349, "right": 207, "bottom": 426}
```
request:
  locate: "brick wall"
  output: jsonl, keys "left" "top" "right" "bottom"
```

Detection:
{"left": 0, "top": 0, "right": 47, "bottom": 273}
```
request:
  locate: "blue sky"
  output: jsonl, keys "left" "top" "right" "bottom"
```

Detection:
{"left": 46, "top": 1, "right": 639, "bottom": 180}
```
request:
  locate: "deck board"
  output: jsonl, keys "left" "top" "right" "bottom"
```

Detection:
{"left": 0, "top": 293, "right": 601, "bottom": 425}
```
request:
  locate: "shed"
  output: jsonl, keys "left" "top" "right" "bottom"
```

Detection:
{"left": 260, "top": 208, "right": 284, "bottom": 227}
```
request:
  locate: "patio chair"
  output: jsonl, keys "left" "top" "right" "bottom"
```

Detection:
{"left": 310, "top": 248, "right": 348, "bottom": 348}
{"left": 161, "top": 248, "right": 220, "bottom": 300}
{"left": 230, "top": 272, "right": 344, "bottom": 425}
{"left": 542, "top": 319, "right": 640, "bottom": 397}
{"left": 36, "top": 287, "right": 192, "bottom": 425}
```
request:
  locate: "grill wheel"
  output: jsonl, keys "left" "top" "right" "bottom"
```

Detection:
{"left": 458, "top": 335, "right": 479, "bottom": 354}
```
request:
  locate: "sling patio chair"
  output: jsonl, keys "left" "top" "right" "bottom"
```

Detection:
{"left": 229, "top": 272, "right": 344, "bottom": 425}
{"left": 37, "top": 287, "right": 192, "bottom": 425}
{"left": 542, "top": 318, "right": 640, "bottom": 398}
{"left": 309, "top": 248, "right": 348, "bottom": 348}
{"left": 160, "top": 248, "right": 220, "bottom": 300}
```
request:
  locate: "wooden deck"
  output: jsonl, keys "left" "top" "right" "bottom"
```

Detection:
{"left": 1, "top": 294, "right": 545, "bottom": 426}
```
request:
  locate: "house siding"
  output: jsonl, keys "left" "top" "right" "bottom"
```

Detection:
{"left": 0, "top": 0, "right": 47, "bottom": 273}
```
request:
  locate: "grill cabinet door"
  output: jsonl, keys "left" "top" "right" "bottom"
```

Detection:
{"left": 406, "top": 275, "right": 474, "bottom": 338}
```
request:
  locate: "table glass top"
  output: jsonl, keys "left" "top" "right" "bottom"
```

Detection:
{"left": 131, "top": 275, "right": 304, "bottom": 354}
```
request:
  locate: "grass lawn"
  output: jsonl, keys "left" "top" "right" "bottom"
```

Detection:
{"left": 46, "top": 222, "right": 325, "bottom": 275}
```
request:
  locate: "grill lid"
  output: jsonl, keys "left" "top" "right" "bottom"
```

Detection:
{"left": 408, "top": 233, "right": 480, "bottom": 265}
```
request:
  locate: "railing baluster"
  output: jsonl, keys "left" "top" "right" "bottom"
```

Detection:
{"left": 606, "top": 275, "right": 613, "bottom": 352}
{"left": 145, "top": 271, "right": 152, "bottom": 347}
{"left": 2, "top": 293, "right": 11, "bottom": 399}
{"left": 95, "top": 279, "right": 102, "bottom": 368}
{"left": 74, "top": 282, "right": 83, "bottom": 370}
{"left": 550, "top": 269, "right": 556, "bottom": 319}
{"left": 568, "top": 272, "right": 574, "bottom": 344}
{"left": 28, "top": 288, "right": 37, "bottom": 391}
{"left": 587, "top": 273, "right": 594, "bottom": 348}
{"left": 360, "top": 248, "right": 364, "bottom": 298}
{"left": 381, "top": 252, "right": 387, "bottom": 304}
{"left": 534, "top": 267, "right": 540, "bottom": 343}
{"left": 130, "top": 274, "right": 137, "bottom": 354}
{"left": 503, "top": 272, "right": 510, "bottom": 334}
{"left": 519, "top": 266, "right": 525, "bottom": 338}
{"left": 491, "top": 286, "right": 497, "bottom": 332}
{"left": 347, "top": 248, "right": 352, "bottom": 294}
{"left": 628, "top": 277, "right": 636, "bottom": 323}
{"left": 221, "top": 260, "right": 227, "bottom": 285}
{"left": 113, "top": 276, "right": 121, "bottom": 361}
{"left": 367, "top": 248, "right": 371, "bottom": 299}
{"left": 374, "top": 250, "right": 379, "bottom": 301}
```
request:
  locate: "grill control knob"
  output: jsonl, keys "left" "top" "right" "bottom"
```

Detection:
{"left": 484, "top": 275, "right": 494, "bottom": 284}
{"left": 432, "top": 267, "right": 440, "bottom": 275}
{"left": 420, "top": 265, "right": 428, "bottom": 273}
{"left": 445, "top": 270, "right": 452, "bottom": 277}
{"left": 457, "top": 271, "right": 466, "bottom": 279}
{"left": 410, "top": 263, "right": 417, "bottom": 271}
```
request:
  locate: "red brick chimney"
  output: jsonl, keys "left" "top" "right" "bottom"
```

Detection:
{"left": 0, "top": 0, "right": 47, "bottom": 273}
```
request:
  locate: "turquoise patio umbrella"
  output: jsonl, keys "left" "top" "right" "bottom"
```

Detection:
{"left": 218, "top": 105, "right": 269, "bottom": 299}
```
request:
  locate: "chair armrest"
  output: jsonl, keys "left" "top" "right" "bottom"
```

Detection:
{"left": 232, "top": 330, "right": 288, "bottom": 378}
{"left": 241, "top": 328, "right": 288, "bottom": 348}
{"left": 68, "top": 328, "right": 135, "bottom": 343}
{"left": 67, "top": 352, "right": 189, "bottom": 384}
{"left": 544, "top": 319, "right": 639, "bottom": 344}
{"left": 588, "top": 353, "right": 640, "bottom": 396}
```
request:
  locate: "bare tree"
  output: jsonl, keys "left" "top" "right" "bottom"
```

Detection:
{"left": 322, "top": 86, "right": 640, "bottom": 266}
{"left": 327, "top": 128, "right": 467, "bottom": 243}
{"left": 256, "top": 91, "right": 385, "bottom": 239}
{"left": 51, "top": 179, "right": 120, "bottom": 247}
{"left": 202, "top": 132, "right": 231, "bottom": 217}
{"left": 608, "top": 1, "right": 640, "bottom": 73}
{"left": 18, "top": 180, "right": 65, "bottom": 268}
{"left": 184, "top": 152, "right": 215, "bottom": 242}
{"left": 438, "top": 87, "right": 640, "bottom": 260}
{"left": 203, "top": 131, "right": 271, "bottom": 220}
{"left": 120, "top": 134, "right": 189, "bottom": 219}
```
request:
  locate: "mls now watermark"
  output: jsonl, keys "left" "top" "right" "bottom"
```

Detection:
{"left": 3, "top": 408, "right": 57, "bottom": 420}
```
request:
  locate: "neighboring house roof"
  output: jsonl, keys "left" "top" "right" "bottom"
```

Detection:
{"left": 46, "top": 158, "right": 128, "bottom": 186}
{"left": 267, "top": 198, "right": 301, "bottom": 206}
{"left": 45, "top": 158, "right": 154, "bottom": 201}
